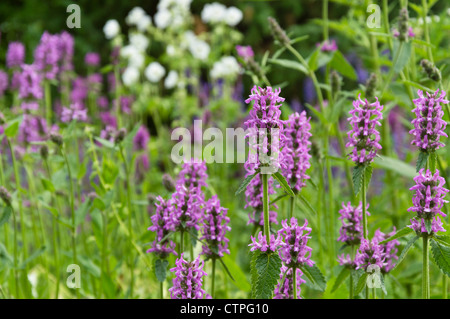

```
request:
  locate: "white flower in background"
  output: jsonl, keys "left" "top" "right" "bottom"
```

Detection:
{"left": 120, "top": 45, "right": 136, "bottom": 58}
{"left": 433, "top": 15, "right": 440, "bottom": 23}
{"left": 164, "top": 70, "right": 179, "bottom": 89}
{"left": 158, "top": 0, "right": 192, "bottom": 12}
{"left": 122, "top": 66, "right": 140, "bottom": 87}
{"left": 129, "top": 33, "right": 149, "bottom": 52}
{"left": 201, "top": 2, "right": 227, "bottom": 24}
{"left": 155, "top": 9, "right": 172, "bottom": 29}
{"left": 225, "top": 6, "right": 243, "bottom": 26}
{"left": 126, "top": 7, "right": 146, "bottom": 25}
{"left": 189, "top": 39, "right": 210, "bottom": 61}
{"left": 210, "top": 56, "right": 241, "bottom": 79}
{"left": 128, "top": 51, "right": 145, "bottom": 69}
{"left": 166, "top": 45, "right": 176, "bottom": 56}
{"left": 136, "top": 15, "right": 152, "bottom": 32}
{"left": 145, "top": 62, "right": 166, "bottom": 83}
{"left": 103, "top": 19, "right": 120, "bottom": 39}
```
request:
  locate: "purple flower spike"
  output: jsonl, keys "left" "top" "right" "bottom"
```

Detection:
{"left": 34, "top": 31, "right": 61, "bottom": 80}
{"left": 337, "top": 254, "right": 355, "bottom": 268}
{"left": 338, "top": 202, "right": 368, "bottom": 246}
{"left": 355, "top": 238, "right": 385, "bottom": 272}
{"left": 282, "top": 111, "right": 312, "bottom": 193}
{"left": 244, "top": 172, "right": 278, "bottom": 226}
{"left": 133, "top": 125, "right": 150, "bottom": 151}
{"left": 346, "top": 94, "right": 383, "bottom": 165}
{"left": 85, "top": 52, "right": 101, "bottom": 67}
{"left": 177, "top": 160, "right": 208, "bottom": 196}
{"left": 407, "top": 169, "right": 448, "bottom": 234}
{"left": 6, "top": 42, "right": 25, "bottom": 69}
{"left": 244, "top": 86, "right": 286, "bottom": 172}
{"left": 249, "top": 231, "right": 282, "bottom": 253}
{"left": 236, "top": 45, "right": 254, "bottom": 61}
{"left": 168, "top": 183, "right": 203, "bottom": 233}
{"left": 410, "top": 89, "right": 448, "bottom": 153}
{"left": 374, "top": 228, "right": 400, "bottom": 273}
{"left": 169, "top": 254, "right": 209, "bottom": 299}
{"left": 273, "top": 266, "right": 306, "bottom": 299}
{"left": 18, "top": 64, "right": 43, "bottom": 110}
{"left": 147, "top": 196, "right": 177, "bottom": 258}
{"left": 58, "top": 31, "right": 74, "bottom": 72}
{"left": 278, "top": 218, "right": 314, "bottom": 268}
{"left": 200, "top": 195, "right": 231, "bottom": 258}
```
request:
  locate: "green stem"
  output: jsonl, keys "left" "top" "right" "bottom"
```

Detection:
{"left": 160, "top": 281, "right": 164, "bottom": 299}
{"left": 262, "top": 173, "right": 270, "bottom": 244}
{"left": 362, "top": 169, "right": 368, "bottom": 239}
{"left": 62, "top": 147, "right": 77, "bottom": 267}
{"left": 288, "top": 196, "right": 294, "bottom": 220}
{"left": 421, "top": 0, "right": 433, "bottom": 63}
{"left": 11, "top": 205, "right": 19, "bottom": 298}
{"left": 293, "top": 267, "right": 297, "bottom": 299}
{"left": 422, "top": 235, "right": 430, "bottom": 299}
{"left": 211, "top": 258, "right": 216, "bottom": 298}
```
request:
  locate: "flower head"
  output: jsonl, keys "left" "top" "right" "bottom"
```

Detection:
{"left": 278, "top": 218, "right": 314, "bottom": 268}
{"left": 409, "top": 89, "right": 448, "bottom": 153}
{"left": 200, "top": 196, "right": 231, "bottom": 258}
{"left": 282, "top": 111, "right": 311, "bottom": 193}
{"left": 374, "top": 228, "right": 400, "bottom": 273}
{"left": 18, "top": 64, "right": 43, "bottom": 110}
{"left": 407, "top": 169, "right": 448, "bottom": 234}
{"left": 169, "top": 254, "right": 209, "bottom": 299}
{"left": 6, "top": 42, "right": 25, "bottom": 69}
{"left": 85, "top": 52, "right": 100, "bottom": 67}
{"left": 249, "top": 231, "right": 282, "bottom": 253}
{"left": 338, "top": 254, "right": 355, "bottom": 268}
{"left": 168, "top": 183, "right": 203, "bottom": 232}
{"left": 236, "top": 45, "right": 254, "bottom": 62}
{"left": 133, "top": 125, "right": 150, "bottom": 151}
{"left": 316, "top": 39, "right": 338, "bottom": 52}
{"left": 147, "top": 196, "right": 177, "bottom": 258}
{"left": 355, "top": 238, "right": 385, "bottom": 271}
{"left": 338, "top": 202, "right": 368, "bottom": 246}
{"left": 273, "top": 266, "right": 306, "bottom": 299}
{"left": 34, "top": 31, "right": 61, "bottom": 80}
{"left": 346, "top": 94, "right": 383, "bottom": 165}
{"left": 177, "top": 160, "right": 208, "bottom": 196}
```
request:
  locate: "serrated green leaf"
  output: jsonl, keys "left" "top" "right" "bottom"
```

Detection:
{"left": 364, "top": 165, "right": 373, "bottom": 190}
{"left": 380, "top": 227, "right": 414, "bottom": 245}
{"left": 154, "top": 259, "right": 169, "bottom": 283}
{"left": 424, "top": 219, "right": 432, "bottom": 235}
{"left": 252, "top": 251, "right": 282, "bottom": 299}
{"left": 300, "top": 264, "right": 327, "bottom": 292}
{"left": 273, "top": 172, "right": 295, "bottom": 197}
{"left": 352, "top": 165, "right": 365, "bottom": 196}
{"left": 0, "top": 206, "right": 13, "bottom": 227}
{"left": 355, "top": 272, "right": 368, "bottom": 296}
{"left": 393, "top": 235, "right": 419, "bottom": 271}
{"left": 430, "top": 239, "right": 450, "bottom": 277}
{"left": 235, "top": 170, "right": 259, "bottom": 196}
{"left": 331, "top": 267, "right": 350, "bottom": 293}
{"left": 393, "top": 40, "right": 412, "bottom": 73}
{"left": 416, "top": 152, "right": 429, "bottom": 172}
{"left": 434, "top": 235, "right": 450, "bottom": 247}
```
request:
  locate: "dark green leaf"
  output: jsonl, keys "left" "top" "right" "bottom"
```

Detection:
{"left": 300, "top": 264, "right": 327, "bottom": 292}
{"left": 331, "top": 267, "right": 350, "bottom": 293}
{"left": 393, "top": 41, "right": 412, "bottom": 73}
{"left": 434, "top": 235, "right": 450, "bottom": 247}
{"left": 0, "top": 206, "right": 13, "bottom": 227}
{"left": 252, "top": 251, "right": 282, "bottom": 299}
{"left": 330, "top": 50, "right": 356, "bottom": 80}
{"left": 393, "top": 235, "right": 419, "bottom": 271}
{"left": 416, "top": 152, "right": 429, "bottom": 172}
{"left": 154, "top": 259, "right": 169, "bottom": 282}
{"left": 355, "top": 272, "right": 368, "bottom": 296}
{"left": 268, "top": 58, "right": 308, "bottom": 74}
{"left": 364, "top": 165, "right": 373, "bottom": 191}
{"left": 235, "top": 170, "right": 259, "bottom": 196}
{"left": 352, "top": 165, "right": 366, "bottom": 196}
{"left": 273, "top": 172, "right": 295, "bottom": 197}
{"left": 430, "top": 239, "right": 450, "bottom": 277}
{"left": 379, "top": 227, "right": 414, "bottom": 245}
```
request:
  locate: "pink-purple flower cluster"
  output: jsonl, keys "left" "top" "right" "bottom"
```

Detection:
{"left": 355, "top": 238, "right": 385, "bottom": 271}
{"left": 0, "top": 71, "right": 7, "bottom": 97}
{"left": 337, "top": 253, "right": 355, "bottom": 268}
{"left": 236, "top": 45, "right": 254, "bottom": 62}
{"left": 273, "top": 266, "right": 306, "bottom": 299}
{"left": 407, "top": 169, "right": 448, "bottom": 234}
{"left": 18, "top": 64, "right": 43, "bottom": 111}
{"left": 244, "top": 172, "right": 278, "bottom": 226}
{"left": 169, "top": 254, "right": 209, "bottom": 299}
{"left": 147, "top": 196, "right": 177, "bottom": 258}
{"left": 200, "top": 195, "right": 231, "bottom": 258}
{"left": 244, "top": 86, "right": 286, "bottom": 172}
{"left": 278, "top": 218, "right": 314, "bottom": 268}
{"left": 346, "top": 94, "right": 383, "bottom": 165}
{"left": 316, "top": 39, "right": 338, "bottom": 52}
{"left": 409, "top": 89, "right": 448, "bottom": 153}
{"left": 249, "top": 231, "right": 282, "bottom": 253}
{"left": 34, "top": 31, "right": 61, "bottom": 80}
{"left": 61, "top": 103, "right": 88, "bottom": 123}
{"left": 338, "top": 202, "right": 367, "bottom": 246}
{"left": 374, "top": 228, "right": 400, "bottom": 273}
{"left": 6, "top": 42, "right": 25, "bottom": 69}
{"left": 282, "top": 111, "right": 311, "bottom": 193}
{"left": 177, "top": 160, "right": 208, "bottom": 198}
{"left": 168, "top": 183, "right": 203, "bottom": 232}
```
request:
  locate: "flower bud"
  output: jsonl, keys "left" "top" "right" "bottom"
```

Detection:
{"left": 40, "top": 145, "right": 49, "bottom": 160}
{"left": 162, "top": 174, "right": 176, "bottom": 192}
{"left": 398, "top": 8, "right": 409, "bottom": 42}
{"left": 50, "top": 132, "right": 63, "bottom": 146}
{"left": 268, "top": 17, "right": 290, "bottom": 46}
{"left": 330, "top": 70, "right": 342, "bottom": 97}
{"left": 114, "top": 128, "right": 127, "bottom": 144}
{"left": 420, "top": 59, "right": 441, "bottom": 82}
{"left": 365, "top": 73, "right": 378, "bottom": 101}
{"left": 0, "top": 186, "right": 12, "bottom": 206}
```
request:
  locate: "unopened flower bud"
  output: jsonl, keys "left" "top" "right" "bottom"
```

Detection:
{"left": 0, "top": 186, "right": 12, "bottom": 206}
{"left": 330, "top": 70, "right": 342, "bottom": 97}
{"left": 398, "top": 8, "right": 409, "bottom": 42}
{"left": 268, "top": 17, "right": 290, "bottom": 46}
{"left": 50, "top": 132, "right": 63, "bottom": 146}
{"left": 365, "top": 73, "right": 378, "bottom": 101}
{"left": 114, "top": 128, "right": 127, "bottom": 144}
{"left": 420, "top": 59, "right": 441, "bottom": 82}
{"left": 40, "top": 145, "right": 49, "bottom": 160}
{"left": 162, "top": 174, "right": 176, "bottom": 192}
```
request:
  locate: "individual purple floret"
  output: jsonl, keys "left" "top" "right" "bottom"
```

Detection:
{"left": 200, "top": 195, "right": 231, "bottom": 258}
{"left": 58, "top": 31, "right": 74, "bottom": 72}
{"left": 0, "top": 71, "right": 8, "bottom": 97}
{"left": 338, "top": 202, "right": 368, "bottom": 246}
{"left": 147, "top": 196, "right": 177, "bottom": 258}
{"left": 249, "top": 231, "right": 282, "bottom": 253}
{"left": 236, "top": 45, "right": 254, "bottom": 62}
{"left": 6, "top": 42, "right": 25, "bottom": 69}
{"left": 278, "top": 218, "right": 314, "bottom": 268}
{"left": 61, "top": 103, "right": 88, "bottom": 123}
{"left": 282, "top": 111, "right": 311, "bottom": 193}
{"left": 337, "top": 254, "right": 355, "bottom": 268}
{"left": 316, "top": 39, "right": 338, "bottom": 52}
{"left": 244, "top": 86, "right": 286, "bottom": 172}
{"left": 18, "top": 64, "right": 43, "bottom": 110}
{"left": 85, "top": 52, "right": 101, "bottom": 67}
{"left": 273, "top": 266, "right": 306, "bottom": 299}
{"left": 355, "top": 238, "right": 385, "bottom": 272}
{"left": 133, "top": 125, "right": 150, "bottom": 151}
{"left": 374, "top": 228, "right": 400, "bottom": 273}
{"left": 409, "top": 89, "right": 448, "bottom": 153}
{"left": 346, "top": 94, "right": 383, "bottom": 165}
{"left": 244, "top": 172, "right": 278, "bottom": 226}
{"left": 169, "top": 254, "right": 209, "bottom": 299}
{"left": 407, "top": 169, "right": 448, "bottom": 234}
{"left": 34, "top": 31, "right": 61, "bottom": 80}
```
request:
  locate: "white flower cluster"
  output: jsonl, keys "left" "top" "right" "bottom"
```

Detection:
{"left": 121, "top": 32, "right": 149, "bottom": 86}
{"left": 154, "top": 0, "right": 193, "bottom": 29}
{"left": 210, "top": 56, "right": 241, "bottom": 79}
{"left": 201, "top": 3, "right": 243, "bottom": 26}
{"left": 103, "top": 19, "right": 120, "bottom": 39}
{"left": 181, "top": 31, "right": 211, "bottom": 61}
{"left": 126, "top": 7, "right": 152, "bottom": 32}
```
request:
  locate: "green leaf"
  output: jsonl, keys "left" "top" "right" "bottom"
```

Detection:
{"left": 424, "top": 219, "right": 432, "bottom": 235}
{"left": 430, "top": 239, "right": 450, "bottom": 277}
{"left": 235, "top": 170, "right": 259, "bottom": 196}
{"left": 0, "top": 206, "right": 13, "bottom": 227}
{"left": 40, "top": 178, "right": 55, "bottom": 192}
{"left": 374, "top": 155, "right": 416, "bottom": 178}
{"left": 154, "top": 259, "right": 169, "bottom": 283}
{"left": 380, "top": 227, "right": 414, "bottom": 245}
{"left": 416, "top": 152, "right": 429, "bottom": 172}
{"left": 434, "top": 235, "right": 450, "bottom": 247}
{"left": 19, "top": 246, "right": 46, "bottom": 269}
{"left": 269, "top": 193, "right": 288, "bottom": 206}
{"left": 268, "top": 58, "right": 308, "bottom": 74}
{"left": 298, "top": 194, "right": 317, "bottom": 215}
{"left": 289, "top": 35, "right": 309, "bottom": 45}
{"left": 393, "top": 235, "right": 419, "bottom": 271}
{"left": 252, "top": 251, "right": 282, "bottom": 299}
{"left": 330, "top": 50, "right": 356, "bottom": 80}
{"left": 5, "top": 118, "right": 22, "bottom": 138}
{"left": 355, "top": 272, "right": 368, "bottom": 296}
{"left": 331, "top": 267, "right": 350, "bottom": 293}
{"left": 307, "top": 49, "right": 320, "bottom": 71}
{"left": 218, "top": 258, "right": 236, "bottom": 282}
{"left": 364, "top": 165, "right": 373, "bottom": 191}
{"left": 393, "top": 40, "right": 412, "bottom": 73}
{"left": 273, "top": 172, "right": 295, "bottom": 197}
{"left": 352, "top": 165, "right": 366, "bottom": 196}
{"left": 300, "top": 264, "right": 327, "bottom": 292}
{"left": 222, "top": 255, "right": 250, "bottom": 291}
